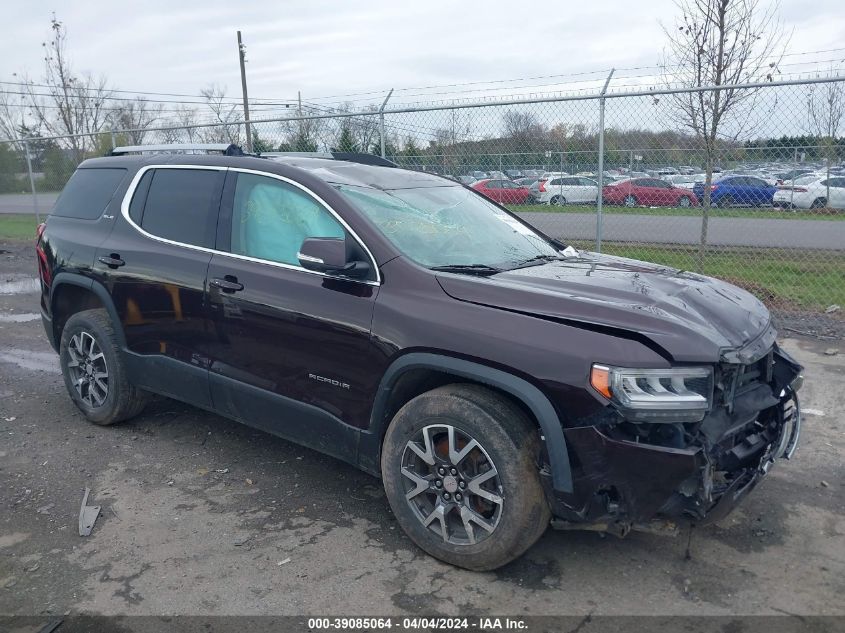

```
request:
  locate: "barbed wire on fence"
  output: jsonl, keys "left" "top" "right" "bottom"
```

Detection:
{"left": 1, "top": 76, "right": 843, "bottom": 336}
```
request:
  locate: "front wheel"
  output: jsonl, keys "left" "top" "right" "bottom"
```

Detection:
{"left": 550, "top": 195, "right": 566, "bottom": 206}
{"left": 381, "top": 384, "right": 551, "bottom": 571}
{"left": 623, "top": 195, "right": 638, "bottom": 207}
{"left": 678, "top": 196, "right": 692, "bottom": 208}
{"left": 60, "top": 309, "right": 149, "bottom": 425}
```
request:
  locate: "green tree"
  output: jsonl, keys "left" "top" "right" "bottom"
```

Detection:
{"left": 336, "top": 124, "right": 359, "bottom": 152}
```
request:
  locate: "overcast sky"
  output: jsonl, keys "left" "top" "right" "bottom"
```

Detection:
{"left": 1, "top": 0, "right": 843, "bottom": 114}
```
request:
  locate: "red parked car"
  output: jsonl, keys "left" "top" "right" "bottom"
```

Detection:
{"left": 602, "top": 177, "right": 699, "bottom": 208}
{"left": 471, "top": 178, "right": 533, "bottom": 205}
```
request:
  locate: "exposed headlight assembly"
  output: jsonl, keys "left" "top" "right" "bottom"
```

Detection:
{"left": 590, "top": 364, "right": 713, "bottom": 422}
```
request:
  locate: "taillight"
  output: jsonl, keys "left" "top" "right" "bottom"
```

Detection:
{"left": 710, "top": 185, "right": 719, "bottom": 191}
{"left": 793, "top": 187, "right": 807, "bottom": 192}
{"left": 539, "top": 179, "right": 546, "bottom": 192}
{"left": 35, "top": 222, "right": 51, "bottom": 285}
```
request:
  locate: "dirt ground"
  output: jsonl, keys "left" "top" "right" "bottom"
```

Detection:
{"left": 1, "top": 238, "right": 844, "bottom": 619}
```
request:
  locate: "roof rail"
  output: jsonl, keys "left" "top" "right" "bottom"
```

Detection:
{"left": 111, "top": 143, "right": 246, "bottom": 156}
{"left": 263, "top": 151, "right": 398, "bottom": 168}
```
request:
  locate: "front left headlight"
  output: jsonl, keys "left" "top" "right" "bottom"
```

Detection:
{"left": 591, "top": 364, "right": 713, "bottom": 422}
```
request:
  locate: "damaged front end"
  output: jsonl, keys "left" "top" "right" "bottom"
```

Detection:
{"left": 548, "top": 343, "right": 803, "bottom": 535}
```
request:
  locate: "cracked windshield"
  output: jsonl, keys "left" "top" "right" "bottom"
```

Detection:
{"left": 337, "top": 185, "right": 560, "bottom": 270}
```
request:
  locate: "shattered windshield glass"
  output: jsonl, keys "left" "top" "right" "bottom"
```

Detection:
{"left": 336, "top": 184, "right": 559, "bottom": 269}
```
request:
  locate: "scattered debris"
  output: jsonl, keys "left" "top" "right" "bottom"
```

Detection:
{"left": 26, "top": 562, "right": 40, "bottom": 573}
{"left": 4, "top": 417, "right": 16, "bottom": 422}
{"left": 233, "top": 535, "right": 251, "bottom": 547}
{"left": 197, "top": 468, "right": 209, "bottom": 476}
{"left": 820, "top": 480, "right": 830, "bottom": 488}
{"left": 36, "top": 504, "right": 54, "bottom": 515}
{"left": 803, "top": 408, "right": 826, "bottom": 417}
{"left": 825, "top": 304, "right": 841, "bottom": 314}
{"left": 36, "top": 618, "right": 63, "bottom": 633}
{"left": 78, "top": 488, "right": 101, "bottom": 537}
{"left": 3, "top": 577, "right": 18, "bottom": 588}
{"left": 823, "top": 348, "right": 839, "bottom": 356}
{"left": 245, "top": 478, "right": 254, "bottom": 485}
{"left": 277, "top": 557, "right": 291, "bottom": 566}
{"left": 215, "top": 468, "right": 229, "bottom": 474}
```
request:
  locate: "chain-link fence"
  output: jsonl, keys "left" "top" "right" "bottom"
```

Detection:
{"left": 1, "top": 76, "right": 843, "bottom": 336}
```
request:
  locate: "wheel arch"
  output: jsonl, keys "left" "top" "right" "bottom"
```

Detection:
{"left": 360, "top": 352, "right": 574, "bottom": 493}
{"left": 50, "top": 273, "right": 126, "bottom": 350}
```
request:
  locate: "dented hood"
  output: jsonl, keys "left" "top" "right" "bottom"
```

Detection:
{"left": 435, "top": 253, "right": 773, "bottom": 363}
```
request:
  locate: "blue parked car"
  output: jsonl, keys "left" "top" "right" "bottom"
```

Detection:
{"left": 692, "top": 175, "right": 777, "bottom": 207}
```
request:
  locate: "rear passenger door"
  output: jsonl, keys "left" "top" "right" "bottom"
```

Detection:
{"left": 95, "top": 165, "right": 225, "bottom": 409}
{"left": 203, "top": 170, "right": 381, "bottom": 463}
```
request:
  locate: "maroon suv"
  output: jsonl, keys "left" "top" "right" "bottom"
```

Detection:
{"left": 36, "top": 146, "right": 803, "bottom": 570}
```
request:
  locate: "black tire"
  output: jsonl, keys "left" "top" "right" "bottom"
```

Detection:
{"left": 381, "top": 384, "right": 551, "bottom": 571}
{"left": 550, "top": 195, "right": 566, "bottom": 206}
{"left": 810, "top": 198, "right": 826, "bottom": 209}
{"left": 717, "top": 194, "right": 734, "bottom": 208}
{"left": 59, "top": 308, "right": 149, "bottom": 425}
{"left": 678, "top": 196, "right": 692, "bottom": 208}
{"left": 623, "top": 194, "right": 637, "bottom": 207}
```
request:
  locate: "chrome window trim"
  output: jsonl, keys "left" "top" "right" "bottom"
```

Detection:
{"left": 119, "top": 164, "right": 381, "bottom": 286}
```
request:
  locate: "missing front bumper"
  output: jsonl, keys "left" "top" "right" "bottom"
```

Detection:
{"left": 546, "top": 388, "right": 801, "bottom": 531}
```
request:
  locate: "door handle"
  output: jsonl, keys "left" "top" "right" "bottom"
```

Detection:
{"left": 97, "top": 254, "right": 125, "bottom": 268}
{"left": 210, "top": 276, "right": 244, "bottom": 293}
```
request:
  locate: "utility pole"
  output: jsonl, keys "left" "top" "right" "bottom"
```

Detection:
{"left": 595, "top": 68, "right": 615, "bottom": 253}
{"left": 237, "top": 31, "right": 252, "bottom": 152}
{"left": 298, "top": 91, "right": 303, "bottom": 146}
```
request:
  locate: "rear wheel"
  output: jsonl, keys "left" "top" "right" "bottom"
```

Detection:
{"left": 717, "top": 194, "right": 734, "bottom": 208}
{"left": 678, "top": 196, "right": 692, "bottom": 208}
{"left": 810, "top": 197, "right": 827, "bottom": 209}
{"left": 623, "top": 195, "right": 637, "bottom": 207}
{"left": 381, "top": 384, "right": 550, "bottom": 571}
{"left": 60, "top": 309, "right": 149, "bottom": 425}
{"left": 550, "top": 195, "right": 566, "bottom": 206}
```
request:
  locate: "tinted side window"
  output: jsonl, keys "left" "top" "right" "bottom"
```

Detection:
{"left": 230, "top": 173, "right": 344, "bottom": 266}
{"left": 486, "top": 180, "right": 502, "bottom": 189}
{"left": 128, "top": 170, "right": 153, "bottom": 225}
{"left": 52, "top": 168, "right": 127, "bottom": 219}
{"left": 140, "top": 169, "right": 223, "bottom": 248}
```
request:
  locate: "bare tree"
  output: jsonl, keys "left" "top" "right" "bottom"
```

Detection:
{"left": 661, "top": 0, "right": 787, "bottom": 270}
{"left": 113, "top": 97, "right": 163, "bottom": 145}
{"left": 502, "top": 110, "right": 546, "bottom": 145}
{"left": 807, "top": 77, "right": 844, "bottom": 207}
{"left": 22, "top": 16, "right": 114, "bottom": 162}
{"left": 199, "top": 84, "right": 241, "bottom": 144}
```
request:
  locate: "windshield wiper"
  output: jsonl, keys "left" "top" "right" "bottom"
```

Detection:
{"left": 430, "top": 264, "right": 502, "bottom": 276}
{"left": 508, "top": 254, "right": 567, "bottom": 270}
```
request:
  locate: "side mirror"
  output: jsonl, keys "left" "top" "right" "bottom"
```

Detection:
{"left": 297, "top": 237, "right": 371, "bottom": 279}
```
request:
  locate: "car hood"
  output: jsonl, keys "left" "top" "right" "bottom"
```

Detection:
{"left": 435, "top": 253, "right": 774, "bottom": 363}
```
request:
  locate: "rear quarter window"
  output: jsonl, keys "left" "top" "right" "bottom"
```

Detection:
{"left": 51, "top": 168, "right": 127, "bottom": 219}
{"left": 137, "top": 168, "right": 223, "bottom": 248}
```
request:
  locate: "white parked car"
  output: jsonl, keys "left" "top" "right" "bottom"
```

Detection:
{"left": 535, "top": 176, "right": 599, "bottom": 205}
{"left": 663, "top": 174, "right": 705, "bottom": 190}
{"left": 773, "top": 174, "right": 845, "bottom": 210}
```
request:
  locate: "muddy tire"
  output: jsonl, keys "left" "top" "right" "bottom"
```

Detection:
{"left": 381, "top": 384, "right": 551, "bottom": 571}
{"left": 59, "top": 309, "right": 149, "bottom": 426}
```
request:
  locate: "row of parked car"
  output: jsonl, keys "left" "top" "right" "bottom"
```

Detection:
{"left": 463, "top": 166, "right": 845, "bottom": 210}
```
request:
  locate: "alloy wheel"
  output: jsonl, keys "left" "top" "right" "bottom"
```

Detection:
{"left": 66, "top": 331, "right": 109, "bottom": 408}
{"left": 400, "top": 424, "right": 503, "bottom": 546}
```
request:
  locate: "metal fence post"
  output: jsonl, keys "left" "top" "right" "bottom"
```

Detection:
{"left": 595, "top": 69, "right": 615, "bottom": 253}
{"left": 379, "top": 89, "right": 394, "bottom": 159}
{"left": 23, "top": 139, "right": 41, "bottom": 223}
{"left": 110, "top": 129, "right": 117, "bottom": 151}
